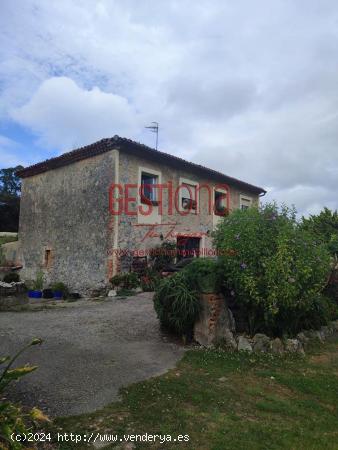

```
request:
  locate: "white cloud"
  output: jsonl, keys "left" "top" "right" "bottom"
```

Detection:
{"left": 2, "top": 0, "right": 338, "bottom": 214}
{"left": 11, "top": 77, "right": 141, "bottom": 150}
{"left": 0, "top": 135, "right": 28, "bottom": 167}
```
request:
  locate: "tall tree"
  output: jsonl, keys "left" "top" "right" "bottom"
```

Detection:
{"left": 0, "top": 166, "right": 23, "bottom": 196}
{"left": 0, "top": 165, "right": 23, "bottom": 232}
{"left": 301, "top": 207, "right": 338, "bottom": 256}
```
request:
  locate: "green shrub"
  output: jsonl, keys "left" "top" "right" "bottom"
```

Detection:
{"left": 213, "top": 202, "right": 332, "bottom": 336}
{"left": 301, "top": 207, "right": 338, "bottom": 256}
{"left": 140, "top": 269, "right": 160, "bottom": 292}
{"left": 153, "top": 272, "right": 200, "bottom": 337}
{"left": 33, "top": 271, "right": 44, "bottom": 290}
{"left": 51, "top": 282, "right": 69, "bottom": 298}
{"left": 301, "top": 208, "right": 338, "bottom": 307}
{"left": 182, "top": 258, "right": 220, "bottom": 293}
{"left": 150, "top": 241, "right": 177, "bottom": 272}
{"left": 3, "top": 272, "right": 20, "bottom": 283}
{"left": 0, "top": 339, "right": 49, "bottom": 450}
{"left": 116, "top": 288, "right": 137, "bottom": 297}
{"left": 110, "top": 272, "right": 139, "bottom": 290}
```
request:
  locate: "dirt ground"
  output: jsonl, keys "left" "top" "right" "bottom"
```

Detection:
{"left": 0, "top": 292, "right": 185, "bottom": 417}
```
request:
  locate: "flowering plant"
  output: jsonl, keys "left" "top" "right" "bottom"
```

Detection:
{"left": 213, "top": 202, "right": 332, "bottom": 336}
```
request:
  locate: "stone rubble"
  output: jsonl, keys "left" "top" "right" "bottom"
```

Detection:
{"left": 193, "top": 293, "right": 338, "bottom": 356}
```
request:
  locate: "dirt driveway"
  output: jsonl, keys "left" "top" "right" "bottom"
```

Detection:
{"left": 0, "top": 293, "right": 185, "bottom": 417}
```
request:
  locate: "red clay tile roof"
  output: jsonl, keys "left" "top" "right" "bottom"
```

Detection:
{"left": 16, "top": 135, "right": 266, "bottom": 194}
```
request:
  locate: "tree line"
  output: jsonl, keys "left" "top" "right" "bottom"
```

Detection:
{"left": 0, "top": 166, "right": 23, "bottom": 232}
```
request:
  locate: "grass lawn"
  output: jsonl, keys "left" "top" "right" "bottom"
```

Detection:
{"left": 54, "top": 337, "right": 338, "bottom": 450}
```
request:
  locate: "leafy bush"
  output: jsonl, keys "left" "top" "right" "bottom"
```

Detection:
{"left": 153, "top": 272, "right": 200, "bottom": 337}
{"left": 110, "top": 272, "right": 139, "bottom": 290}
{"left": 301, "top": 208, "right": 338, "bottom": 307}
{"left": 301, "top": 207, "right": 338, "bottom": 255}
{"left": 150, "top": 241, "right": 177, "bottom": 272}
{"left": 32, "top": 271, "right": 44, "bottom": 290}
{"left": 0, "top": 339, "right": 49, "bottom": 450}
{"left": 140, "top": 269, "right": 160, "bottom": 292}
{"left": 51, "top": 282, "right": 69, "bottom": 298}
{"left": 3, "top": 272, "right": 20, "bottom": 283}
{"left": 213, "top": 202, "right": 332, "bottom": 336}
{"left": 182, "top": 258, "right": 220, "bottom": 293}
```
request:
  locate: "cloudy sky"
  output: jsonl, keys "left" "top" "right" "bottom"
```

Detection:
{"left": 1, "top": 0, "right": 338, "bottom": 215}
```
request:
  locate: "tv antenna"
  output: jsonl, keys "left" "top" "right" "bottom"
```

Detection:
{"left": 145, "top": 121, "right": 159, "bottom": 150}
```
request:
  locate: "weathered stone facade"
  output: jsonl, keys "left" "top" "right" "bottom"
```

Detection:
{"left": 19, "top": 150, "right": 117, "bottom": 292}
{"left": 17, "top": 138, "right": 263, "bottom": 292}
{"left": 116, "top": 151, "right": 260, "bottom": 271}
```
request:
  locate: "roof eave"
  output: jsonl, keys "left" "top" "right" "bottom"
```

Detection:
{"left": 16, "top": 136, "right": 266, "bottom": 195}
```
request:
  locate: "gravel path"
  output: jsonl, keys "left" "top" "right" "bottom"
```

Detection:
{"left": 0, "top": 293, "right": 185, "bottom": 417}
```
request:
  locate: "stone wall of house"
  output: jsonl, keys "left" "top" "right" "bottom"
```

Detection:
{"left": 116, "top": 151, "right": 260, "bottom": 268}
{"left": 1, "top": 240, "right": 20, "bottom": 265}
{"left": 18, "top": 145, "right": 260, "bottom": 292}
{"left": 19, "top": 150, "right": 118, "bottom": 292}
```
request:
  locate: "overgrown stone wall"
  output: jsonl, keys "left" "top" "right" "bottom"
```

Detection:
{"left": 193, "top": 293, "right": 338, "bottom": 355}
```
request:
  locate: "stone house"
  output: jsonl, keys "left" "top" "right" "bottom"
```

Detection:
{"left": 16, "top": 136, "right": 266, "bottom": 292}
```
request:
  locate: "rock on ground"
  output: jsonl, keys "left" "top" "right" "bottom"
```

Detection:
{"left": 285, "top": 338, "right": 305, "bottom": 355}
{"left": 271, "top": 337, "right": 284, "bottom": 354}
{"left": 237, "top": 335, "right": 252, "bottom": 352}
{"left": 252, "top": 333, "right": 271, "bottom": 352}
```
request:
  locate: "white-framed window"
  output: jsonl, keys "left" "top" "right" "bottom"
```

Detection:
{"left": 214, "top": 188, "right": 228, "bottom": 216}
{"left": 179, "top": 177, "right": 198, "bottom": 213}
{"left": 138, "top": 167, "right": 161, "bottom": 204}
{"left": 240, "top": 194, "right": 252, "bottom": 210}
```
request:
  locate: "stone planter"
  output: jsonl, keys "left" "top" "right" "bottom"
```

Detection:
{"left": 193, "top": 292, "right": 235, "bottom": 348}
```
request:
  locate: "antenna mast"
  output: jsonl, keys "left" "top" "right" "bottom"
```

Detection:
{"left": 145, "top": 121, "right": 159, "bottom": 150}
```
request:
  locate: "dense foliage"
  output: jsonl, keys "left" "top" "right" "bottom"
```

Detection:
{"left": 110, "top": 272, "right": 139, "bottom": 290}
{"left": 0, "top": 167, "right": 22, "bottom": 197}
{"left": 140, "top": 269, "right": 160, "bottom": 292}
{"left": 153, "top": 272, "right": 200, "bottom": 337}
{"left": 182, "top": 258, "right": 220, "bottom": 293}
{"left": 3, "top": 272, "right": 20, "bottom": 283}
{"left": 32, "top": 271, "right": 44, "bottom": 290}
{"left": 50, "top": 281, "right": 69, "bottom": 295}
{"left": 0, "top": 339, "right": 49, "bottom": 450}
{"left": 0, "top": 166, "right": 23, "bottom": 232}
{"left": 213, "top": 203, "right": 334, "bottom": 336}
{"left": 150, "top": 241, "right": 177, "bottom": 272}
{"left": 301, "top": 207, "right": 338, "bottom": 256}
